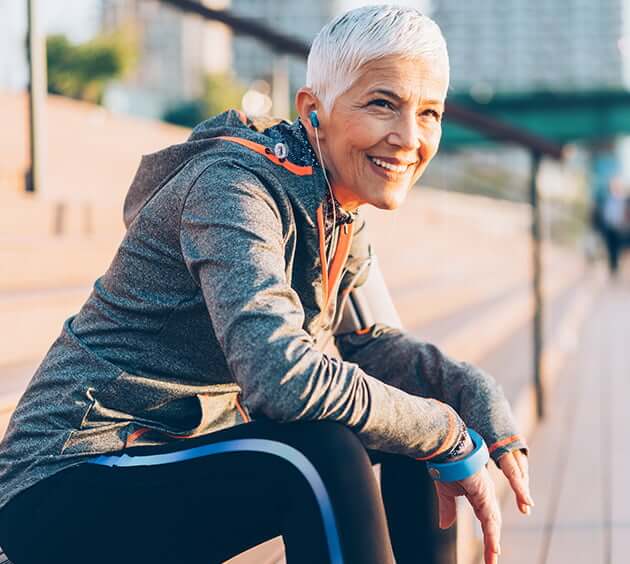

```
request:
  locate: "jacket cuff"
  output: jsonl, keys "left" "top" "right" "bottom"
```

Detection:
{"left": 415, "top": 404, "right": 463, "bottom": 461}
{"left": 487, "top": 434, "right": 528, "bottom": 464}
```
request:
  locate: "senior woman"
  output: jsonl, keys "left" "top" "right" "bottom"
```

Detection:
{"left": 0, "top": 6, "right": 531, "bottom": 564}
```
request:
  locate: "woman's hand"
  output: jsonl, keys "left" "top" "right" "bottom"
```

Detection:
{"left": 498, "top": 449, "right": 534, "bottom": 515}
{"left": 435, "top": 467, "right": 502, "bottom": 564}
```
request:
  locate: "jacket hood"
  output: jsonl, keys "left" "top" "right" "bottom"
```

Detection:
{"left": 123, "top": 110, "right": 288, "bottom": 227}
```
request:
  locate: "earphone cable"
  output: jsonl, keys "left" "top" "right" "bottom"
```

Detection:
{"left": 314, "top": 126, "right": 338, "bottom": 265}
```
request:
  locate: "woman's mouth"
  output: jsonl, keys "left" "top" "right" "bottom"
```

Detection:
{"left": 367, "top": 156, "right": 416, "bottom": 175}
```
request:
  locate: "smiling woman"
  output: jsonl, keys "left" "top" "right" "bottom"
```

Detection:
{"left": 0, "top": 6, "right": 530, "bottom": 564}
{"left": 297, "top": 55, "right": 448, "bottom": 210}
{"left": 299, "top": 7, "right": 449, "bottom": 211}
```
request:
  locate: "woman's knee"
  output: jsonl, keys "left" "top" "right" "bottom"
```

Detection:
{"left": 290, "top": 421, "right": 368, "bottom": 457}
{"left": 279, "top": 421, "right": 394, "bottom": 563}
{"left": 279, "top": 421, "right": 375, "bottom": 487}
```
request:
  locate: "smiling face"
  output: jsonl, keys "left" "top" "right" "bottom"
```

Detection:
{"left": 303, "top": 55, "right": 448, "bottom": 210}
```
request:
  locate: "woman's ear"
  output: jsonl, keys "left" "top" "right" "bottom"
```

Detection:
{"left": 295, "top": 87, "right": 324, "bottom": 139}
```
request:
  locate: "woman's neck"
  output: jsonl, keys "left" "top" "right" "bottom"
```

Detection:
{"left": 331, "top": 186, "right": 361, "bottom": 212}
{"left": 304, "top": 127, "right": 361, "bottom": 212}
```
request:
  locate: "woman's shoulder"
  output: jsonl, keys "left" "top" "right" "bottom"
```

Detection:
{"left": 177, "top": 111, "right": 324, "bottom": 225}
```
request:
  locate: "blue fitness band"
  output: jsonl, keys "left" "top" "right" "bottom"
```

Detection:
{"left": 426, "top": 429, "right": 489, "bottom": 482}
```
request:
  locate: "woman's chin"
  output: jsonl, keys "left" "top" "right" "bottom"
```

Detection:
{"left": 370, "top": 187, "right": 409, "bottom": 210}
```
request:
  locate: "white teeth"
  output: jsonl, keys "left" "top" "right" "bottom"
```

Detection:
{"left": 369, "top": 157, "right": 410, "bottom": 173}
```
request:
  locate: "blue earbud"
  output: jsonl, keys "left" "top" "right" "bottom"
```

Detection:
{"left": 309, "top": 110, "right": 320, "bottom": 129}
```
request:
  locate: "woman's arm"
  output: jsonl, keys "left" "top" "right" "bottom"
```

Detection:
{"left": 179, "top": 161, "right": 463, "bottom": 459}
{"left": 333, "top": 221, "right": 525, "bottom": 460}
{"left": 335, "top": 256, "right": 533, "bottom": 519}
{"left": 336, "top": 325, "right": 527, "bottom": 462}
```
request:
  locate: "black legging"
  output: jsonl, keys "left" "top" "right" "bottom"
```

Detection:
{"left": 0, "top": 421, "right": 455, "bottom": 564}
{"left": 603, "top": 226, "right": 621, "bottom": 274}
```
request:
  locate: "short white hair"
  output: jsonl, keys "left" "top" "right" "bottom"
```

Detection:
{"left": 306, "top": 5, "right": 449, "bottom": 113}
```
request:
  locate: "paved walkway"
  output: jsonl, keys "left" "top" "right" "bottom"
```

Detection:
{"left": 498, "top": 272, "right": 630, "bottom": 564}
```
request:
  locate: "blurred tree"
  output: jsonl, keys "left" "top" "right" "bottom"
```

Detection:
{"left": 46, "top": 29, "right": 137, "bottom": 104}
{"left": 202, "top": 73, "right": 247, "bottom": 118}
{"left": 163, "top": 73, "right": 246, "bottom": 128}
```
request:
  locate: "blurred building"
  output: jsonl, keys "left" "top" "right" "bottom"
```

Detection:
{"left": 431, "top": 0, "right": 629, "bottom": 96}
{"left": 97, "top": 0, "right": 429, "bottom": 119}
{"left": 230, "top": 0, "right": 338, "bottom": 101}
{"left": 101, "top": 0, "right": 232, "bottom": 119}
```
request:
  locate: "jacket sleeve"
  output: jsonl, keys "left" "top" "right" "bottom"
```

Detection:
{"left": 334, "top": 216, "right": 527, "bottom": 462}
{"left": 336, "top": 323, "right": 527, "bottom": 463}
{"left": 179, "top": 162, "right": 463, "bottom": 459}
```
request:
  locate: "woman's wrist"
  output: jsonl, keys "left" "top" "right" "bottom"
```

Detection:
{"left": 444, "top": 430, "right": 474, "bottom": 462}
{"left": 433, "top": 420, "right": 473, "bottom": 463}
{"left": 426, "top": 429, "right": 490, "bottom": 482}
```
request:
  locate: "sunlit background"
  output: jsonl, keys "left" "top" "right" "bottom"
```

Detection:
{"left": 2, "top": 2, "right": 630, "bottom": 564}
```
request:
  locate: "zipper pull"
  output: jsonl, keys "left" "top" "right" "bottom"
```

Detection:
{"left": 343, "top": 223, "right": 348, "bottom": 234}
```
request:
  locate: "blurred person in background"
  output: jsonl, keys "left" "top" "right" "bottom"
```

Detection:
{"left": 591, "top": 146, "right": 630, "bottom": 275}
{"left": 600, "top": 180, "right": 630, "bottom": 275}
{"left": 0, "top": 6, "right": 532, "bottom": 564}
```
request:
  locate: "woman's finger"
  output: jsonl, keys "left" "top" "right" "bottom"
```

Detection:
{"left": 513, "top": 451, "right": 533, "bottom": 514}
{"left": 514, "top": 449, "right": 529, "bottom": 480}
{"left": 463, "top": 470, "right": 502, "bottom": 563}
{"left": 498, "top": 452, "right": 534, "bottom": 512}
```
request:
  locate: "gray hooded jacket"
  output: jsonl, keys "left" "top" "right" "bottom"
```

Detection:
{"left": 0, "top": 111, "right": 525, "bottom": 510}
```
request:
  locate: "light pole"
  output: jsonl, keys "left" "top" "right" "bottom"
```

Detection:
{"left": 26, "top": 0, "right": 47, "bottom": 195}
{"left": 530, "top": 151, "right": 545, "bottom": 419}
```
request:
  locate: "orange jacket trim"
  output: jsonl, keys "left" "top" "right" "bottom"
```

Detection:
{"left": 235, "top": 393, "right": 251, "bottom": 423}
{"left": 415, "top": 406, "right": 459, "bottom": 461}
{"left": 488, "top": 434, "right": 523, "bottom": 454}
{"left": 316, "top": 206, "right": 330, "bottom": 303}
{"left": 326, "top": 221, "right": 354, "bottom": 307}
{"left": 217, "top": 136, "right": 313, "bottom": 176}
{"left": 125, "top": 427, "right": 151, "bottom": 447}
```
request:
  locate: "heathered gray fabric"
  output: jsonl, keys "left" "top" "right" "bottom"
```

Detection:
{"left": 0, "top": 111, "right": 524, "bottom": 510}
{"left": 335, "top": 325, "right": 526, "bottom": 461}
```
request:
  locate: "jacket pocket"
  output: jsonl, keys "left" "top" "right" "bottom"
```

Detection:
{"left": 62, "top": 375, "right": 250, "bottom": 454}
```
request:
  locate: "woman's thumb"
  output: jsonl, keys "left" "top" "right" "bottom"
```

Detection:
{"left": 435, "top": 484, "right": 457, "bottom": 529}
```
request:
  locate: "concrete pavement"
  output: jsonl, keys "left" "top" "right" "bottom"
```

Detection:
{"left": 494, "top": 261, "right": 630, "bottom": 564}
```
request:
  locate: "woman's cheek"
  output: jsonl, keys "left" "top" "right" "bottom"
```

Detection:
{"left": 420, "top": 133, "right": 440, "bottom": 164}
{"left": 428, "top": 127, "right": 442, "bottom": 155}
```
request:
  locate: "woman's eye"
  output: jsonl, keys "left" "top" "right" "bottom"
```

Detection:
{"left": 368, "top": 99, "right": 395, "bottom": 110}
{"left": 421, "top": 109, "right": 442, "bottom": 122}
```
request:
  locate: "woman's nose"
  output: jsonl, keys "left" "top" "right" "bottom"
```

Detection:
{"left": 387, "top": 115, "right": 423, "bottom": 151}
